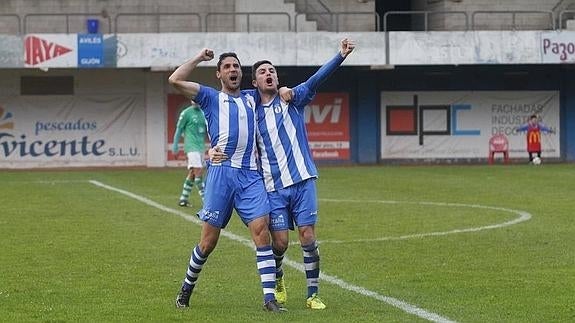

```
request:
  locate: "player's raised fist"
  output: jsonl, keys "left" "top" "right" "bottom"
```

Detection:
{"left": 198, "top": 48, "right": 214, "bottom": 61}
{"left": 340, "top": 38, "right": 355, "bottom": 57}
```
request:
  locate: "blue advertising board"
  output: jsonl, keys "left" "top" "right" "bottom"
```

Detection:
{"left": 77, "top": 34, "right": 103, "bottom": 68}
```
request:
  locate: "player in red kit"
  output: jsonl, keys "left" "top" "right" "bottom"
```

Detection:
{"left": 514, "top": 114, "right": 555, "bottom": 162}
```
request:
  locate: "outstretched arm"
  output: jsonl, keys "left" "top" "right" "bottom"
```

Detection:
{"left": 304, "top": 38, "right": 355, "bottom": 91}
{"left": 514, "top": 124, "right": 528, "bottom": 132}
{"left": 538, "top": 123, "right": 555, "bottom": 133}
{"left": 168, "top": 48, "right": 214, "bottom": 99}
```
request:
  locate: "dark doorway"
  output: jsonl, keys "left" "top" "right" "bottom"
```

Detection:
{"left": 376, "top": 0, "right": 413, "bottom": 31}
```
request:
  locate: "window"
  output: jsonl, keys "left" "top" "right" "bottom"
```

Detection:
{"left": 20, "top": 76, "right": 74, "bottom": 95}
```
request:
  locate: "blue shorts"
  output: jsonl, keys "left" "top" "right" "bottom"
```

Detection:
{"left": 198, "top": 165, "right": 270, "bottom": 228}
{"left": 268, "top": 178, "right": 318, "bottom": 232}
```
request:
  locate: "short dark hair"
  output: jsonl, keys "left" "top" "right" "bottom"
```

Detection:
{"left": 252, "top": 60, "right": 273, "bottom": 80}
{"left": 217, "top": 52, "right": 240, "bottom": 71}
{"left": 530, "top": 114, "right": 538, "bottom": 119}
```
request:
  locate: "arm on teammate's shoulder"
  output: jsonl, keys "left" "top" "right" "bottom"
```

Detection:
{"left": 279, "top": 86, "right": 293, "bottom": 102}
{"left": 304, "top": 38, "right": 355, "bottom": 91}
{"left": 168, "top": 48, "right": 215, "bottom": 99}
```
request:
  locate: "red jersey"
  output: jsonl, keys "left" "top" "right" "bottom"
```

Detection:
{"left": 526, "top": 126, "right": 541, "bottom": 153}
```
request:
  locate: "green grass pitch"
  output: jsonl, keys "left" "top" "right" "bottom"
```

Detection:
{"left": 1, "top": 164, "right": 574, "bottom": 322}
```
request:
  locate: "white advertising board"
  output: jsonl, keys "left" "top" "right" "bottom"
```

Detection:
{"left": 380, "top": 91, "right": 560, "bottom": 159}
{"left": 0, "top": 95, "right": 146, "bottom": 168}
{"left": 24, "top": 34, "right": 77, "bottom": 68}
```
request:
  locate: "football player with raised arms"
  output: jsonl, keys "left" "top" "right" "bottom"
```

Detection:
{"left": 168, "top": 48, "right": 284, "bottom": 312}
{"left": 211, "top": 38, "right": 355, "bottom": 309}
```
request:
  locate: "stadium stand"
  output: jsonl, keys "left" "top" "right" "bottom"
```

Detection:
{"left": 1, "top": 0, "right": 575, "bottom": 33}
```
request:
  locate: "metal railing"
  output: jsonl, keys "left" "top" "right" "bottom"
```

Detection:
{"left": 114, "top": 13, "right": 201, "bottom": 33}
{"left": 0, "top": 14, "right": 21, "bottom": 34}
{"left": 552, "top": 0, "right": 574, "bottom": 13}
{"left": 383, "top": 11, "right": 469, "bottom": 32}
{"left": 23, "top": 13, "right": 112, "bottom": 34}
{"left": 2, "top": 10, "right": 569, "bottom": 34}
{"left": 296, "top": 0, "right": 332, "bottom": 31}
{"left": 295, "top": 12, "right": 380, "bottom": 32}
{"left": 205, "top": 12, "right": 291, "bottom": 32}
{"left": 471, "top": 10, "right": 555, "bottom": 30}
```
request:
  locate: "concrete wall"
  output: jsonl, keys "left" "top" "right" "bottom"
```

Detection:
{"left": 235, "top": 0, "right": 316, "bottom": 32}
{"left": 0, "top": 69, "right": 135, "bottom": 96}
{"left": 319, "top": 0, "right": 376, "bottom": 31}
{"left": 4, "top": 30, "right": 575, "bottom": 70}
{"left": 288, "top": 0, "right": 376, "bottom": 31}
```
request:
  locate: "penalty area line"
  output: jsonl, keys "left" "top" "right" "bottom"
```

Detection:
{"left": 88, "top": 180, "right": 457, "bottom": 323}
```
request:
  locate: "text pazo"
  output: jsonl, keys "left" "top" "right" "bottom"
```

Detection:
{"left": 542, "top": 38, "right": 575, "bottom": 61}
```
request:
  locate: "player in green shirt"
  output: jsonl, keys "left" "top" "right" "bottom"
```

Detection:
{"left": 172, "top": 101, "right": 208, "bottom": 207}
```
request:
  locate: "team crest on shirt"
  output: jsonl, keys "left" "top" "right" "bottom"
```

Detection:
{"left": 245, "top": 93, "right": 256, "bottom": 110}
{"left": 273, "top": 103, "right": 282, "bottom": 114}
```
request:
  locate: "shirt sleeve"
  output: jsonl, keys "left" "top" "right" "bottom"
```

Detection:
{"left": 291, "top": 82, "right": 315, "bottom": 110}
{"left": 173, "top": 109, "right": 186, "bottom": 142}
{"left": 538, "top": 123, "right": 552, "bottom": 132}
{"left": 291, "top": 52, "right": 346, "bottom": 109}
{"left": 194, "top": 85, "right": 219, "bottom": 119}
{"left": 303, "top": 53, "right": 345, "bottom": 92}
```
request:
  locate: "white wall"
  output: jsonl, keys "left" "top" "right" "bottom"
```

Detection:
{"left": 145, "top": 72, "right": 167, "bottom": 167}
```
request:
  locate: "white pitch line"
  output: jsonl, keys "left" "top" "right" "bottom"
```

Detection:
{"left": 88, "top": 180, "right": 456, "bottom": 323}
{"left": 8, "top": 180, "right": 89, "bottom": 184}
{"left": 316, "top": 199, "right": 532, "bottom": 244}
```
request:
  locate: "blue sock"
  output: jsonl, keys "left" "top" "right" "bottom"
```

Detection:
{"left": 302, "top": 241, "right": 320, "bottom": 297}
{"left": 182, "top": 245, "right": 207, "bottom": 292}
{"left": 256, "top": 245, "right": 276, "bottom": 302}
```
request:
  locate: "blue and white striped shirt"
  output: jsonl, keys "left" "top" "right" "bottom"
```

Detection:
{"left": 256, "top": 84, "right": 317, "bottom": 192}
{"left": 255, "top": 53, "right": 346, "bottom": 192}
{"left": 195, "top": 85, "right": 259, "bottom": 170}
